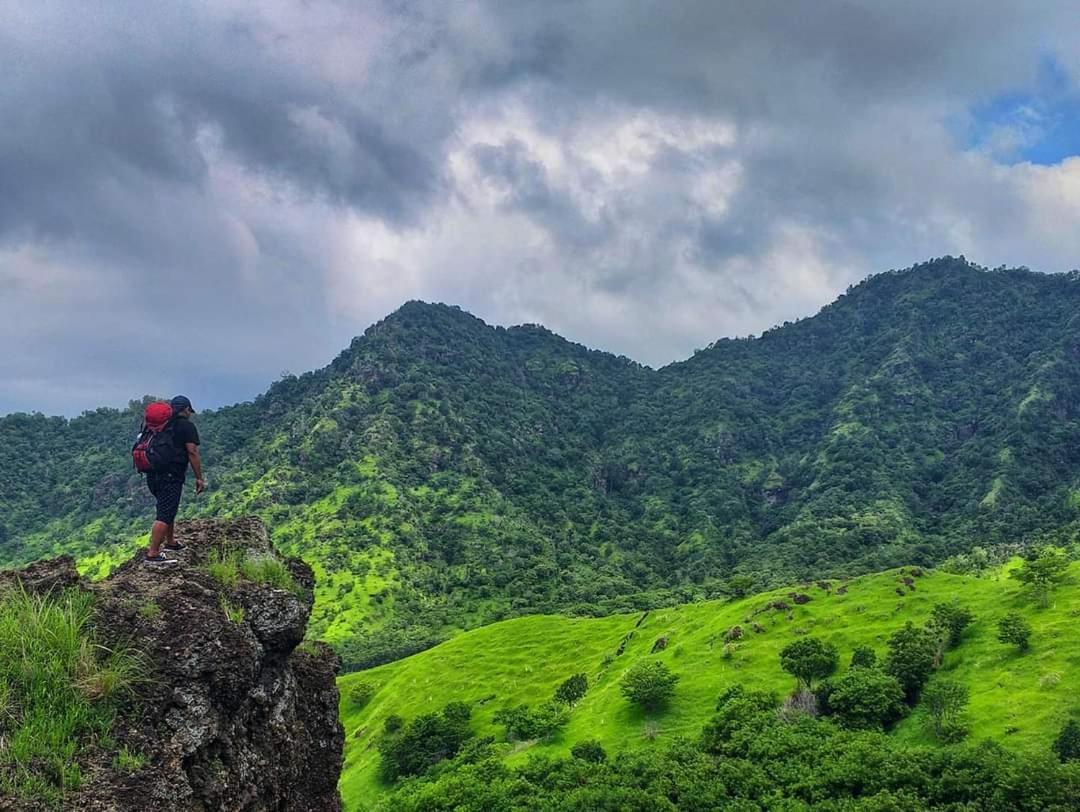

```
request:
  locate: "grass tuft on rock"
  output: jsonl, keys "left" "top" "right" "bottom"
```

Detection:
{"left": 209, "top": 548, "right": 301, "bottom": 595}
{"left": 0, "top": 586, "right": 143, "bottom": 805}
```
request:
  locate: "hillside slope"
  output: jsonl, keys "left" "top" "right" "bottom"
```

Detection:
{"left": 338, "top": 561, "right": 1080, "bottom": 810}
{"left": 3, "top": 258, "right": 1080, "bottom": 666}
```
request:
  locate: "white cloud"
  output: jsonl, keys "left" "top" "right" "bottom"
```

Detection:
{"left": 4, "top": 1, "right": 1080, "bottom": 414}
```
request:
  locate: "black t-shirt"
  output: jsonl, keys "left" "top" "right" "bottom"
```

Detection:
{"left": 167, "top": 416, "right": 200, "bottom": 478}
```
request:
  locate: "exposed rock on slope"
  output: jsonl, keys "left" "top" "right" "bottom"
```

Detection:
{"left": 3, "top": 517, "right": 343, "bottom": 812}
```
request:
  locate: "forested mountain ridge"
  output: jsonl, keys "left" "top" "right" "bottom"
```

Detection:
{"left": 3, "top": 257, "right": 1080, "bottom": 667}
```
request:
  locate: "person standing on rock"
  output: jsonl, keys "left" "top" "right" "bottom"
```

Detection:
{"left": 138, "top": 395, "right": 206, "bottom": 566}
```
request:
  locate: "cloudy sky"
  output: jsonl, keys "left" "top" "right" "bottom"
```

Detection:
{"left": 4, "top": 1, "right": 1080, "bottom": 416}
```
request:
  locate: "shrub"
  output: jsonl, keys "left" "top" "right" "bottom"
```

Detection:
{"left": 821, "top": 667, "right": 905, "bottom": 729}
{"left": 494, "top": 701, "right": 569, "bottom": 741}
{"left": 620, "top": 661, "right": 679, "bottom": 711}
{"left": 997, "top": 613, "right": 1032, "bottom": 651}
{"left": 1053, "top": 719, "right": 1080, "bottom": 762}
{"left": 554, "top": 673, "right": 588, "bottom": 704}
{"left": 725, "top": 575, "right": 756, "bottom": 598}
{"left": 779, "top": 637, "right": 839, "bottom": 690}
{"left": 348, "top": 681, "right": 377, "bottom": 708}
{"left": 384, "top": 714, "right": 403, "bottom": 733}
{"left": 378, "top": 702, "right": 473, "bottom": 782}
{"left": 700, "top": 689, "right": 779, "bottom": 756}
{"left": 928, "top": 600, "right": 975, "bottom": 649}
{"left": 849, "top": 646, "right": 877, "bottom": 669}
{"left": 570, "top": 740, "right": 607, "bottom": 763}
{"left": 885, "top": 622, "right": 938, "bottom": 702}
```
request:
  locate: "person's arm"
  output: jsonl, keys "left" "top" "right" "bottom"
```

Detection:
{"left": 187, "top": 442, "right": 205, "bottom": 493}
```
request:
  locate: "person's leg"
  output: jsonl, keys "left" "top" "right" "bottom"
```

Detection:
{"left": 146, "top": 475, "right": 182, "bottom": 562}
{"left": 166, "top": 523, "right": 175, "bottom": 548}
{"left": 148, "top": 521, "right": 169, "bottom": 557}
{"left": 146, "top": 474, "right": 162, "bottom": 558}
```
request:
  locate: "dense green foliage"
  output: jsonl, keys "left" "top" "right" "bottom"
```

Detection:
{"left": 1055, "top": 720, "right": 1080, "bottom": 763}
{"left": 778, "top": 637, "right": 839, "bottom": 689}
{"left": 373, "top": 684, "right": 1080, "bottom": 811}
{"left": 619, "top": 661, "right": 680, "bottom": 711}
{"left": 553, "top": 673, "right": 588, "bottom": 705}
{"left": 849, "top": 645, "right": 878, "bottom": 669}
{"left": 997, "top": 612, "right": 1032, "bottom": 651}
{"left": 0, "top": 587, "right": 142, "bottom": 805}
{"left": 5, "top": 258, "right": 1080, "bottom": 667}
{"left": 922, "top": 680, "right": 970, "bottom": 741}
{"left": 818, "top": 666, "right": 906, "bottom": 730}
{"left": 377, "top": 702, "right": 473, "bottom": 782}
{"left": 884, "top": 621, "right": 940, "bottom": 702}
{"left": 492, "top": 701, "right": 570, "bottom": 742}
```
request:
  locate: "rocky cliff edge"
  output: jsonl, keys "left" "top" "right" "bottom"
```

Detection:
{"left": 0, "top": 517, "right": 344, "bottom": 812}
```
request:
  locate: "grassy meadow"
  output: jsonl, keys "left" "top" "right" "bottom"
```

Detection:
{"left": 337, "top": 561, "right": 1080, "bottom": 810}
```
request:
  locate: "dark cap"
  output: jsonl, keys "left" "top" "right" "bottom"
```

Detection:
{"left": 170, "top": 395, "right": 196, "bottom": 413}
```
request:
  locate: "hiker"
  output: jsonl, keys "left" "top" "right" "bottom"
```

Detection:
{"left": 134, "top": 395, "right": 205, "bottom": 565}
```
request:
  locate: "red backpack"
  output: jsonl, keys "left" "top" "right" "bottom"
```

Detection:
{"left": 132, "top": 401, "right": 180, "bottom": 472}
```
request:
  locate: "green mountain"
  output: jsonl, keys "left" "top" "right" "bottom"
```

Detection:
{"left": 337, "top": 559, "right": 1080, "bottom": 809}
{"left": 3, "top": 257, "right": 1080, "bottom": 668}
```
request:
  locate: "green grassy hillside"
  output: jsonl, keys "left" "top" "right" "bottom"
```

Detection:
{"left": 338, "top": 561, "right": 1080, "bottom": 810}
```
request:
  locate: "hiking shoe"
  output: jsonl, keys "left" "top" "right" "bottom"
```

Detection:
{"left": 164, "top": 542, "right": 186, "bottom": 551}
{"left": 144, "top": 554, "right": 180, "bottom": 567}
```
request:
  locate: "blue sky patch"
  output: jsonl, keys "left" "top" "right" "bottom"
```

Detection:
{"left": 967, "top": 56, "right": 1080, "bottom": 165}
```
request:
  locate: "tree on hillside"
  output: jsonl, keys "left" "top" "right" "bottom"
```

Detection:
{"left": 819, "top": 667, "right": 906, "bottom": 730}
{"left": 554, "top": 673, "right": 588, "bottom": 704}
{"left": 922, "top": 680, "right": 969, "bottom": 741}
{"left": 620, "top": 661, "right": 679, "bottom": 711}
{"left": 996, "top": 613, "right": 1032, "bottom": 651}
{"left": 378, "top": 702, "right": 473, "bottom": 781}
{"left": 1011, "top": 546, "right": 1070, "bottom": 608}
{"left": 701, "top": 689, "right": 780, "bottom": 757}
{"left": 348, "top": 681, "right": 377, "bottom": 708}
{"left": 725, "top": 575, "right": 756, "bottom": 599}
{"left": 928, "top": 600, "right": 975, "bottom": 650}
{"left": 884, "top": 622, "right": 938, "bottom": 702}
{"left": 779, "top": 638, "right": 839, "bottom": 690}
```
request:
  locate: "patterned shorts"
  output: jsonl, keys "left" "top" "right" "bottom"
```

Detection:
{"left": 147, "top": 474, "right": 185, "bottom": 524}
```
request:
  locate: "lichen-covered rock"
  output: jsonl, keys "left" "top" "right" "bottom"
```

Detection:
{"left": 8, "top": 517, "right": 344, "bottom": 812}
{"left": 0, "top": 554, "right": 80, "bottom": 595}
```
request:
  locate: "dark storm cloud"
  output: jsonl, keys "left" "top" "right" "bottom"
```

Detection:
{"left": 2, "top": 1, "right": 1080, "bottom": 414}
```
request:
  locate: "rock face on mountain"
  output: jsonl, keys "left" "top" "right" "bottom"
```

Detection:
{"left": 3, "top": 517, "right": 343, "bottom": 812}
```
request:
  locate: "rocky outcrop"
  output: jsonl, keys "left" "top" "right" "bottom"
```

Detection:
{"left": 3, "top": 517, "right": 343, "bottom": 812}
